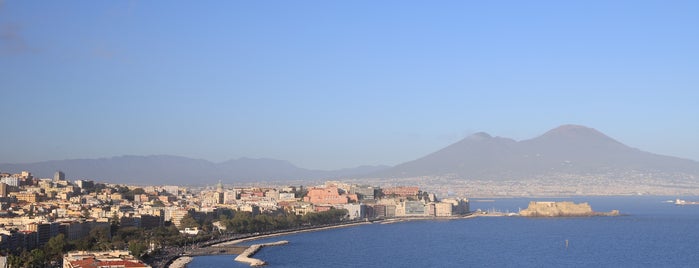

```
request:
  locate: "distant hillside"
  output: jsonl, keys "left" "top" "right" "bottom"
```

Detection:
{"left": 3, "top": 125, "right": 697, "bottom": 185}
{"left": 0, "top": 155, "right": 389, "bottom": 185}
{"left": 376, "top": 125, "right": 699, "bottom": 180}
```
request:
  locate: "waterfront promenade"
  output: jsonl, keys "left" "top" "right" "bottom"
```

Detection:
{"left": 160, "top": 216, "right": 485, "bottom": 267}
{"left": 155, "top": 221, "right": 371, "bottom": 268}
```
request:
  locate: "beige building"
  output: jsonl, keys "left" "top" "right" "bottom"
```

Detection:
{"left": 435, "top": 202, "right": 453, "bottom": 217}
{"left": 164, "top": 207, "right": 191, "bottom": 228}
{"left": 63, "top": 250, "right": 150, "bottom": 268}
{"left": 0, "top": 182, "right": 7, "bottom": 197}
{"left": 12, "top": 192, "right": 39, "bottom": 203}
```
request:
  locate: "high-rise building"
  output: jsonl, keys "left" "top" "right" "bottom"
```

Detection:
{"left": 75, "top": 180, "right": 94, "bottom": 190}
{"left": 54, "top": 171, "right": 65, "bottom": 182}
{"left": 0, "top": 177, "right": 19, "bottom": 187}
{"left": 0, "top": 182, "right": 7, "bottom": 197}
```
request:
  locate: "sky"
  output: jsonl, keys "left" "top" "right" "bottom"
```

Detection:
{"left": 1, "top": 1, "right": 698, "bottom": 170}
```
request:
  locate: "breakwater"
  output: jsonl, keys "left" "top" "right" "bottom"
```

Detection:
{"left": 168, "top": 256, "right": 192, "bottom": 268}
{"left": 234, "top": 240, "right": 289, "bottom": 266}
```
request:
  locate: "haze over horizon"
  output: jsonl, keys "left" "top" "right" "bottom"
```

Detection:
{"left": 2, "top": 1, "right": 698, "bottom": 170}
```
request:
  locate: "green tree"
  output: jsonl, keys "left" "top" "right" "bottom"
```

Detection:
{"left": 90, "top": 226, "right": 112, "bottom": 250}
{"left": 128, "top": 241, "right": 148, "bottom": 258}
{"left": 45, "top": 233, "right": 67, "bottom": 264}
{"left": 7, "top": 252, "right": 24, "bottom": 268}
{"left": 179, "top": 214, "right": 200, "bottom": 229}
{"left": 28, "top": 248, "right": 47, "bottom": 268}
{"left": 110, "top": 212, "right": 120, "bottom": 236}
{"left": 151, "top": 199, "right": 165, "bottom": 207}
{"left": 122, "top": 187, "right": 145, "bottom": 201}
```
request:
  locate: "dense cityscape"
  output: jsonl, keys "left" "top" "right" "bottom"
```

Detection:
{"left": 0, "top": 170, "right": 469, "bottom": 268}
{"left": 355, "top": 171, "right": 699, "bottom": 198}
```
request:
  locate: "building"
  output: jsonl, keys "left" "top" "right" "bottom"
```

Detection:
{"left": 0, "top": 177, "right": 19, "bottom": 187}
{"left": 139, "top": 214, "right": 164, "bottom": 229}
{"left": 180, "top": 227, "right": 200, "bottom": 235}
{"left": 12, "top": 192, "right": 39, "bottom": 203}
{"left": 441, "top": 198, "right": 469, "bottom": 215}
{"left": 0, "top": 182, "right": 7, "bottom": 197}
{"left": 303, "top": 186, "right": 348, "bottom": 205}
{"left": 26, "top": 222, "right": 59, "bottom": 247}
{"left": 350, "top": 185, "right": 377, "bottom": 200}
{"left": 19, "top": 171, "right": 32, "bottom": 180}
{"left": 162, "top": 185, "right": 179, "bottom": 196}
{"left": 338, "top": 203, "right": 366, "bottom": 220}
{"left": 63, "top": 250, "right": 150, "bottom": 268}
{"left": 54, "top": 171, "right": 66, "bottom": 182}
{"left": 372, "top": 204, "right": 386, "bottom": 218}
{"left": 74, "top": 180, "right": 94, "bottom": 191}
{"left": 164, "top": 208, "right": 191, "bottom": 228}
{"left": 397, "top": 201, "right": 426, "bottom": 217}
{"left": 382, "top": 186, "right": 419, "bottom": 197}
{"left": 59, "top": 220, "right": 110, "bottom": 241}
{"left": 435, "top": 202, "right": 453, "bottom": 217}
{"left": 278, "top": 192, "right": 296, "bottom": 201}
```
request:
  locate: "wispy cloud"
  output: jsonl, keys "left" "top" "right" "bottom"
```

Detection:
{"left": 0, "top": 1, "right": 36, "bottom": 56}
{"left": 0, "top": 23, "right": 36, "bottom": 55}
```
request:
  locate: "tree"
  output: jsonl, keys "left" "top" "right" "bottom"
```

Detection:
{"left": 90, "top": 226, "right": 112, "bottom": 250}
{"left": 110, "top": 212, "right": 120, "bottom": 236}
{"left": 81, "top": 207, "right": 91, "bottom": 218}
{"left": 151, "top": 200, "right": 165, "bottom": 207}
{"left": 45, "top": 234, "right": 67, "bottom": 264}
{"left": 179, "top": 214, "right": 200, "bottom": 229}
{"left": 7, "top": 253, "right": 24, "bottom": 268}
{"left": 123, "top": 187, "right": 145, "bottom": 201}
{"left": 129, "top": 241, "right": 148, "bottom": 258}
{"left": 28, "top": 248, "right": 47, "bottom": 268}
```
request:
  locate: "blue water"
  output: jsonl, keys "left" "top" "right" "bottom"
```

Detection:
{"left": 188, "top": 196, "right": 699, "bottom": 267}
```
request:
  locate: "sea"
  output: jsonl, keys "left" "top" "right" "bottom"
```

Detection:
{"left": 187, "top": 196, "right": 699, "bottom": 267}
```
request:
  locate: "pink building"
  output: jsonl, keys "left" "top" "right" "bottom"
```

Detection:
{"left": 303, "top": 186, "right": 348, "bottom": 205}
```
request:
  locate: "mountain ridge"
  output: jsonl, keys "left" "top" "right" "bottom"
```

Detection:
{"left": 0, "top": 155, "right": 390, "bottom": 184}
{"left": 2, "top": 124, "right": 697, "bottom": 184}
{"left": 376, "top": 124, "right": 699, "bottom": 180}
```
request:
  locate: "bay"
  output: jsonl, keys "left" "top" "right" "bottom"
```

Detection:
{"left": 188, "top": 196, "right": 699, "bottom": 267}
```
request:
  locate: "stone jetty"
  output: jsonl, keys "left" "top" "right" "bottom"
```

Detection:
{"left": 234, "top": 240, "right": 289, "bottom": 266}
{"left": 168, "top": 256, "right": 193, "bottom": 268}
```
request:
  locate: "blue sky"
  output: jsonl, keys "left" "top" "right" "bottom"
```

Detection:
{"left": 1, "top": 1, "right": 698, "bottom": 169}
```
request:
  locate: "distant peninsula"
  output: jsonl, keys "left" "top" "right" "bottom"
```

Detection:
{"left": 519, "top": 201, "right": 619, "bottom": 217}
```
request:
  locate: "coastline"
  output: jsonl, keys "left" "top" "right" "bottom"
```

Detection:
{"left": 166, "top": 221, "right": 371, "bottom": 267}
{"left": 214, "top": 221, "right": 373, "bottom": 247}
{"left": 214, "top": 215, "right": 477, "bottom": 247}
{"left": 169, "top": 216, "right": 477, "bottom": 267}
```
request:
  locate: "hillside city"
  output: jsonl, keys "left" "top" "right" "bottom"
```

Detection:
{"left": 354, "top": 171, "right": 699, "bottom": 198}
{"left": 0, "top": 170, "right": 468, "bottom": 268}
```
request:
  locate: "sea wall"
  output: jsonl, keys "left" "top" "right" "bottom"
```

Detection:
{"left": 519, "top": 201, "right": 618, "bottom": 217}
